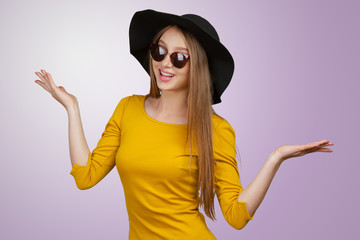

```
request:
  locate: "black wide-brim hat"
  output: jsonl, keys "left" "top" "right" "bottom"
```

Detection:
{"left": 129, "top": 9, "right": 234, "bottom": 105}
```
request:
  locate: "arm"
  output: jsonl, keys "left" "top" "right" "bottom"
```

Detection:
{"left": 238, "top": 140, "right": 334, "bottom": 217}
{"left": 67, "top": 102, "right": 91, "bottom": 167}
{"left": 35, "top": 70, "right": 127, "bottom": 190}
{"left": 237, "top": 153, "right": 281, "bottom": 218}
{"left": 69, "top": 97, "right": 129, "bottom": 190}
{"left": 35, "top": 69, "right": 90, "bottom": 167}
{"left": 213, "top": 119, "right": 254, "bottom": 230}
{"left": 34, "top": 69, "right": 128, "bottom": 190}
{"left": 213, "top": 117, "right": 333, "bottom": 230}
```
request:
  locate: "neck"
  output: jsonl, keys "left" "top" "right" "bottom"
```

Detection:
{"left": 156, "top": 89, "right": 188, "bottom": 117}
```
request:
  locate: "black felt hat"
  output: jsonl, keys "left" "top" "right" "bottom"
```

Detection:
{"left": 129, "top": 9, "right": 234, "bottom": 105}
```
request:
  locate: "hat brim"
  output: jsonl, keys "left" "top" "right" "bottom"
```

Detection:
{"left": 129, "top": 9, "right": 234, "bottom": 104}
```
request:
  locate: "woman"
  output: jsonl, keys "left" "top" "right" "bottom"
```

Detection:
{"left": 34, "top": 9, "right": 333, "bottom": 240}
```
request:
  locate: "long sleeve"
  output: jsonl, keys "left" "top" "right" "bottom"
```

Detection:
{"left": 69, "top": 96, "right": 130, "bottom": 190}
{"left": 213, "top": 118, "right": 254, "bottom": 230}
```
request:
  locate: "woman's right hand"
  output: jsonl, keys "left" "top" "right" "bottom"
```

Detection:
{"left": 35, "top": 69, "right": 78, "bottom": 110}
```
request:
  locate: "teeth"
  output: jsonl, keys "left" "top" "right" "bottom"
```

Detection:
{"left": 160, "top": 70, "right": 174, "bottom": 77}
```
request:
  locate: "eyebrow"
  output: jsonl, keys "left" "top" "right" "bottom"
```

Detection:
{"left": 158, "top": 39, "right": 189, "bottom": 52}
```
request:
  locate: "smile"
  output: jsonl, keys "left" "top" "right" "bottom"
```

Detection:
{"left": 159, "top": 69, "right": 175, "bottom": 82}
{"left": 160, "top": 69, "right": 175, "bottom": 77}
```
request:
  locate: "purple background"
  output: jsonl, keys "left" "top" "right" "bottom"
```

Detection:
{"left": 1, "top": 0, "right": 358, "bottom": 239}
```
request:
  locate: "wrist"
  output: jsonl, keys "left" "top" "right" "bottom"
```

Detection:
{"left": 66, "top": 101, "right": 79, "bottom": 114}
{"left": 267, "top": 151, "right": 283, "bottom": 168}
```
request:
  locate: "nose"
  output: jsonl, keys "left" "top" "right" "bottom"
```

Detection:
{"left": 162, "top": 53, "right": 173, "bottom": 68}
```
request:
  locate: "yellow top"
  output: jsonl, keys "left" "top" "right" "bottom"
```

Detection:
{"left": 70, "top": 94, "right": 254, "bottom": 239}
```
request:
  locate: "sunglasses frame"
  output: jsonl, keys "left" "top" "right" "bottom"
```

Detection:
{"left": 149, "top": 42, "right": 190, "bottom": 69}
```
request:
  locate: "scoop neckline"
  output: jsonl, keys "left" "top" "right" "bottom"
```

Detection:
{"left": 141, "top": 95, "right": 187, "bottom": 127}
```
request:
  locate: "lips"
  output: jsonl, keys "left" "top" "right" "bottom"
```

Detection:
{"left": 159, "top": 69, "right": 175, "bottom": 82}
{"left": 160, "top": 69, "right": 175, "bottom": 77}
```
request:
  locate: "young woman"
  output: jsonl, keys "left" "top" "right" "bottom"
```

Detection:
{"left": 34, "top": 9, "right": 333, "bottom": 240}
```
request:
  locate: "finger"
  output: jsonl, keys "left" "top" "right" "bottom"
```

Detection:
{"left": 309, "top": 147, "right": 333, "bottom": 153}
{"left": 39, "top": 70, "right": 58, "bottom": 92}
{"left": 308, "top": 142, "right": 332, "bottom": 152}
{"left": 301, "top": 143, "right": 329, "bottom": 155}
{"left": 41, "top": 69, "right": 51, "bottom": 83}
{"left": 35, "top": 71, "right": 47, "bottom": 83}
{"left": 319, "top": 148, "right": 333, "bottom": 152}
{"left": 315, "top": 139, "right": 329, "bottom": 145}
{"left": 35, "top": 80, "right": 50, "bottom": 92}
{"left": 307, "top": 140, "right": 330, "bottom": 149}
{"left": 301, "top": 141, "right": 322, "bottom": 151}
{"left": 41, "top": 69, "right": 47, "bottom": 76}
{"left": 36, "top": 71, "right": 53, "bottom": 91}
{"left": 45, "top": 71, "right": 58, "bottom": 89}
{"left": 316, "top": 141, "right": 334, "bottom": 148}
{"left": 40, "top": 69, "right": 53, "bottom": 86}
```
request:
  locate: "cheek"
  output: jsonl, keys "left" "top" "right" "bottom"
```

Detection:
{"left": 152, "top": 60, "right": 160, "bottom": 75}
{"left": 152, "top": 59, "right": 157, "bottom": 71}
{"left": 181, "top": 65, "right": 190, "bottom": 80}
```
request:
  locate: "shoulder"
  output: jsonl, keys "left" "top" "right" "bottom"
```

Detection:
{"left": 115, "top": 94, "right": 148, "bottom": 108}
{"left": 212, "top": 114, "right": 237, "bottom": 163}
{"left": 118, "top": 94, "right": 146, "bottom": 103}
{"left": 110, "top": 94, "right": 148, "bottom": 126}
{"left": 212, "top": 114, "right": 236, "bottom": 151}
{"left": 212, "top": 114, "right": 235, "bottom": 138}
{"left": 111, "top": 94, "right": 146, "bottom": 118}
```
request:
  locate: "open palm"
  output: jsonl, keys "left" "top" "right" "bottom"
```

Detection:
{"left": 35, "top": 69, "right": 77, "bottom": 110}
{"left": 274, "top": 139, "right": 334, "bottom": 162}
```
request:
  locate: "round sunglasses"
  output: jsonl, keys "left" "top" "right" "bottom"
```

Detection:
{"left": 149, "top": 43, "right": 190, "bottom": 69}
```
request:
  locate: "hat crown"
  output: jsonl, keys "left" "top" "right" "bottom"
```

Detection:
{"left": 181, "top": 14, "right": 220, "bottom": 41}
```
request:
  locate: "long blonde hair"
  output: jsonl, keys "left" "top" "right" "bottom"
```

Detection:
{"left": 148, "top": 25, "right": 218, "bottom": 220}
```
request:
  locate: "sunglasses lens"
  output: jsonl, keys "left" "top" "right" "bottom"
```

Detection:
{"left": 151, "top": 45, "right": 166, "bottom": 62}
{"left": 171, "top": 53, "right": 187, "bottom": 68}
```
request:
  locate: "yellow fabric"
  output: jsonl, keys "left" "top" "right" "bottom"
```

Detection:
{"left": 70, "top": 94, "right": 254, "bottom": 239}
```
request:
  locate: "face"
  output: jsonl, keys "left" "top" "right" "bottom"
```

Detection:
{"left": 152, "top": 27, "right": 190, "bottom": 94}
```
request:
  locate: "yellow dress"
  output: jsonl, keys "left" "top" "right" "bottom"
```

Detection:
{"left": 70, "top": 94, "right": 254, "bottom": 239}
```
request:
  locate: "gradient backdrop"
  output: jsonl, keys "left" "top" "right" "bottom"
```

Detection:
{"left": 1, "top": 0, "right": 358, "bottom": 239}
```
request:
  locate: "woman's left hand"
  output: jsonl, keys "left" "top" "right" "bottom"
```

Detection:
{"left": 271, "top": 139, "right": 334, "bottom": 163}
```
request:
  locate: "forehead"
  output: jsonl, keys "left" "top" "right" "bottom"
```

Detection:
{"left": 158, "top": 27, "right": 188, "bottom": 49}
